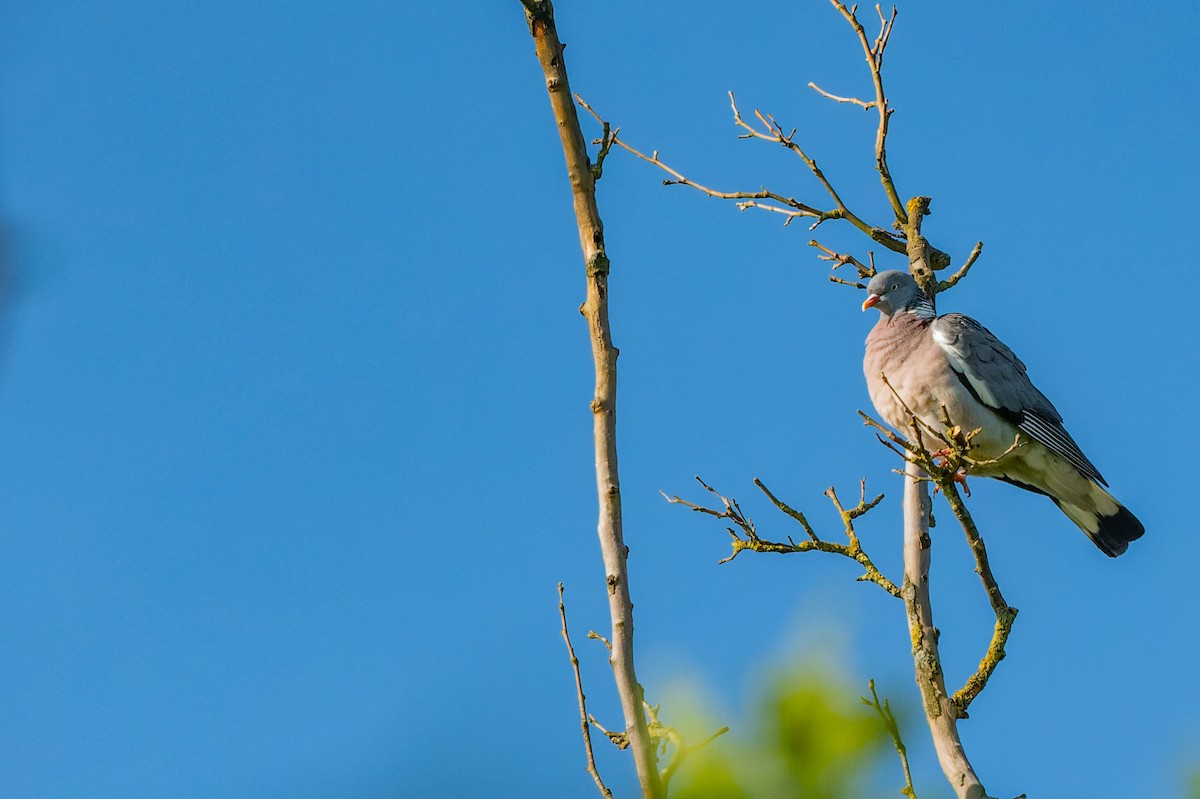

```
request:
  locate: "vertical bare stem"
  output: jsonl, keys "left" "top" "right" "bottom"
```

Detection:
{"left": 520, "top": 3, "right": 663, "bottom": 797}
{"left": 903, "top": 461, "right": 984, "bottom": 799}
{"left": 902, "top": 202, "right": 985, "bottom": 799}
{"left": 559, "top": 584, "right": 615, "bottom": 799}
{"left": 830, "top": 1, "right": 907, "bottom": 224}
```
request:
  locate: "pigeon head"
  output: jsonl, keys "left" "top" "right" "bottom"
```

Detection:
{"left": 861, "top": 270, "right": 928, "bottom": 317}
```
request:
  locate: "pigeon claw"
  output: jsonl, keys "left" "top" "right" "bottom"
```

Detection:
{"left": 954, "top": 468, "right": 971, "bottom": 498}
{"left": 932, "top": 465, "right": 971, "bottom": 498}
{"left": 929, "top": 447, "right": 971, "bottom": 497}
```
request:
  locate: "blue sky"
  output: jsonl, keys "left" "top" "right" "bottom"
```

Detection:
{"left": 1, "top": 1, "right": 1197, "bottom": 797}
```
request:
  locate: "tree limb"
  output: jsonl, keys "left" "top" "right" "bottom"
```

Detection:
{"left": 520, "top": 4, "right": 663, "bottom": 797}
{"left": 897, "top": 198, "right": 987, "bottom": 799}
{"left": 826, "top": 1, "right": 907, "bottom": 224}
{"left": 576, "top": 95, "right": 837, "bottom": 229}
{"left": 858, "top": 388, "right": 1022, "bottom": 723}
{"left": 809, "top": 239, "right": 877, "bottom": 281}
{"left": 727, "top": 92, "right": 907, "bottom": 250}
{"left": 938, "top": 241, "right": 984, "bottom": 292}
{"left": 941, "top": 481, "right": 1019, "bottom": 717}
{"left": 665, "top": 476, "right": 900, "bottom": 597}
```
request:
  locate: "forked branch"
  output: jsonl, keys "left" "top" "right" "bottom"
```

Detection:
{"left": 810, "top": 239, "right": 878, "bottom": 290}
{"left": 575, "top": 93, "right": 908, "bottom": 251}
{"left": 664, "top": 476, "right": 900, "bottom": 597}
{"left": 824, "top": 2, "right": 906, "bottom": 223}
{"left": 728, "top": 92, "right": 907, "bottom": 249}
{"left": 858, "top": 398, "right": 1020, "bottom": 719}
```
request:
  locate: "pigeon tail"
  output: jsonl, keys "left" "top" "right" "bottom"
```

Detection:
{"left": 1089, "top": 503, "right": 1145, "bottom": 557}
{"left": 1052, "top": 487, "right": 1145, "bottom": 557}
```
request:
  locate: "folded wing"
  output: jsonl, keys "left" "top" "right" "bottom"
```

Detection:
{"left": 930, "top": 313, "right": 1106, "bottom": 486}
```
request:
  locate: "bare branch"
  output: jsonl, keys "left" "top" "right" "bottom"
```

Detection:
{"left": 808, "top": 81, "right": 876, "bottom": 109}
{"left": 863, "top": 680, "right": 918, "bottom": 799}
{"left": 521, "top": 7, "right": 663, "bottom": 797}
{"left": 576, "top": 92, "right": 913, "bottom": 247}
{"left": 576, "top": 95, "right": 827, "bottom": 226}
{"left": 752, "top": 477, "right": 819, "bottom": 540}
{"left": 863, "top": 396, "right": 1021, "bottom": 749}
{"left": 828, "top": 1, "right": 907, "bottom": 224}
{"left": 894, "top": 193, "right": 987, "bottom": 798}
{"left": 589, "top": 714, "right": 630, "bottom": 750}
{"left": 810, "top": 239, "right": 877, "bottom": 279}
{"left": 558, "top": 584, "right": 615, "bottom": 799}
{"left": 587, "top": 630, "right": 613, "bottom": 652}
{"left": 906, "top": 409, "right": 1020, "bottom": 718}
{"left": 924, "top": 438, "right": 1021, "bottom": 717}
{"left": 937, "top": 241, "right": 984, "bottom": 292}
{"left": 665, "top": 477, "right": 900, "bottom": 597}
{"left": 943, "top": 478, "right": 1019, "bottom": 717}
{"left": 729, "top": 92, "right": 907, "bottom": 251}
{"left": 590, "top": 120, "right": 617, "bottom": 182}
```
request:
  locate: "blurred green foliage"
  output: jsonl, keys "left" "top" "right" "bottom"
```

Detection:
{"left": 665, "top": 664, "right": 901, "bottom": 799}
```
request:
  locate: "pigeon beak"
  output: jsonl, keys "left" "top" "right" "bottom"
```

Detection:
{"left": 862, "top": 294, "right": 881, "bottom": 311}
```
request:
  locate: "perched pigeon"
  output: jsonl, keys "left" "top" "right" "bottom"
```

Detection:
{"left": 861, "top": 270, "right": 1143, "bottom": 556}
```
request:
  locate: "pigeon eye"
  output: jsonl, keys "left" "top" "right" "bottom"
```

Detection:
{"left": 889, "top": 283, "right": 898, "bottom": 291}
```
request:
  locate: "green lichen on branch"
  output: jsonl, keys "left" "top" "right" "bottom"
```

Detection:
{"left": 664, "top": 476, "right": 900, "bottom": 598}
{"left": 859, "top": 387, "right": 1020, "bottom": 721}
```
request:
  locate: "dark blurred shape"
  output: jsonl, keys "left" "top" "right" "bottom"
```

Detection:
{"left": 0, "top": 208, "right": 38, "bottom": 379}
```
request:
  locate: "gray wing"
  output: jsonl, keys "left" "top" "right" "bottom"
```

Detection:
{"left": 931, "top": 313, "right": 1107, "bottom": 486}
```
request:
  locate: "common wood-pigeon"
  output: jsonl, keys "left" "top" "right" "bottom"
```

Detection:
{"left": 862, "top": 270, "right": 1144, "bottom": 556}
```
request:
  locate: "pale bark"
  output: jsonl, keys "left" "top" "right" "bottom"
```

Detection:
{"left": 903, "top": 200, "right": 987, "bottom": 799}
{"left": 519, "top": 3, "right": 664, "bottom": 797}
{"left": 903, "top": 461, "right": 985, "bottom": 799}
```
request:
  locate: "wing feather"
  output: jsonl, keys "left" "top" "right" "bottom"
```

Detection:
{"left": 931, "top": 313, "right": 1107, "bottom": 486}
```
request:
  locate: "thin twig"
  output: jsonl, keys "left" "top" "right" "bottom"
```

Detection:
{"left": 807, "top": 81, "right": 876, "bottom": 109}
{"left": 753, "top": 477, "right": 818, "bottom": 540}
{"left": 729, "top": 92, "right": 907, "bottom": 250}
{"left": 587, "top": 630, "right": 614, "bottom": 652}
{"left": 937, "top": 241, "right": 984, "bottom": 292}
{"left": 828, "top": 1, "right": 906, "bottom": 224}
{"left": 653, "top": 699, "right": 731, "bottom": 794}
{"left": 863, "top": 679, "right": 918, "bottom": 799}
{"left": 575, "top": 94, "right": 825, "bottom": 225}
{"left": 589, "top": 714, "right": 630, "bottom": 750}
{"left": 558, "top": 584, "right": 614, "bottom": 799}
{"left": 810, "top": 239, "right": 877, "bottom": 279}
